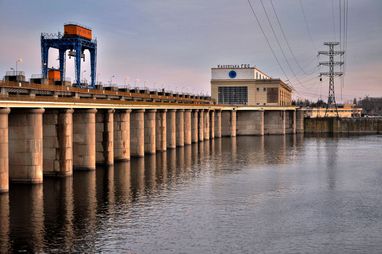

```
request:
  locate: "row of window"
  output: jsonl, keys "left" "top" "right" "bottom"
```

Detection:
{"left": 218, "top": 86, "right": 248, "bottom": 104}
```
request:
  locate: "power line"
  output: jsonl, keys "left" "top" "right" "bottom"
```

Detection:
{"left": 269, "top": 0, "right": 317, "bottom": 75}
{"left": 246, "top": 0, "right": 291, "bottom": 84}
{"left": 298, "top": 0, "right": 318, "bottom": 52}
{"left": 258, "top": 0, "right": 301, "bottom": 84}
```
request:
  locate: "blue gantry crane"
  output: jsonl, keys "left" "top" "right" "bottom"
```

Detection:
{"left": 41, "top": 23, "right": 97, "bottom": 88}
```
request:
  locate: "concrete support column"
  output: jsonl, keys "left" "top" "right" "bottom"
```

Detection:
{"left": 73, "top": 109, "right": 97, "bottom": 170}
{"left": 184, "top": 109, "right": 192, "bottom": 145}
{"left": 296, "top": 109, "right": 304, "bottom": 133}
{"left": 191, "top": 110, "right": 199, "bottom": 143}
{"left": 176, "top": 110, "right": 185, "bottom": 147}
{"left": 264, "top": 110, "right": 286, "bottom": 135}
{"left": 167, "top": 109, "right": 176, "bottom": 149}
{"left": 230, "top": 110, "right": 237, "bottom": 137}
{"left": 215, "top": 110, "right": 222, "bottom": 138}
{"left": 96, "top": 109, "right": 114, "bottom": 165}
{"left": 130, "top": 109, "right": 145, "bottom": 157}
{"left": 156, "top": 109, "right": 167, "bottom": 152}
{"left": 43, "top": 109, "right": 73, "bottom": 177}
{"left": 9, "top": 108, "right": 45, "bottom": 183}
{"left": 144, "top": 109, "right": 156, "bottom": 154}
{"left": 292, "top": 110, "right": 297, "bottom": 134}
{"left": 257, "top": 110, "right": 265, "bottom": 136}
{"left": 114, "top": 109, "right": 131, "bottom": 161}
{"left": 221, "top": 110, "right": 237, "bottom": 137}
{"left": 198, "top": 110, "right": 204, "bottom": 141}
{"left": 210, "top": 110, "right": 215, "bottom": 139}
{"left": 204, "top": 110, "right": 210, "bottom": 140}
{"left": 0, "top": 108, "right": 10, "bottom": 192}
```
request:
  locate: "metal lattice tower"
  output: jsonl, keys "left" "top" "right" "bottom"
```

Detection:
{"left": 318, "top": 42, "right": 344, "bottom": 117}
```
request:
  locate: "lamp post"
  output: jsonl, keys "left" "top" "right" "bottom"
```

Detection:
{"left": 15, "top": 58, "right": 22, "bottom": 82}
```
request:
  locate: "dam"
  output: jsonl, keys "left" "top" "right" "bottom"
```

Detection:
{"left": 0, "top": 80, "right": 302, "bottom": 193}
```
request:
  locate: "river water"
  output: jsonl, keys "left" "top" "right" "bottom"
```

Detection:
{"left": 1, "top": 135, "right": 382, "bottom": 253}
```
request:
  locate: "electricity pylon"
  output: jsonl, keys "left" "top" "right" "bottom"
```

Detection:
{"left": 318, "top": 42, "right": 344, "bottom": 118}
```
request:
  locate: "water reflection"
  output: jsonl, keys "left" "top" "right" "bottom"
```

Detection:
{"left": 0, "top": 194, "right": 9, "bottom": 253}
{"left": 9, "top": 185, "right": 44, "bottom": 253}
{"left": 4, "top": 135, "right": 370, "bottom": 253}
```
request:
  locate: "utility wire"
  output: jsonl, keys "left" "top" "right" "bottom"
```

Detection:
{"left": 258, "top": 0, "right": 301, "bottom": 84}
{"left": 269, "top": 0, "right": 317, "bottom": 75}
{"left": 298, "top": 0, "right": 318, "bottom": 52}
{"left": 246, "top": 0, "right": 291, "bottom": 85}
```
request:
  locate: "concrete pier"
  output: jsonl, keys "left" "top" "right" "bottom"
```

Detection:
{"left": 296, "top": 109, "right": 304, "bottom": 133}
{"left": 215, "top": 110, "right": 222, "bottom": 138}
{"left": 167, "top": 109, "right": 176, "bottom": 149}
{"left": 264, "top": 110, "right": 285, "bottom": 135}
{"left": 191, "top": 110, "right": 199, "bottom": 143}
{"left": 114, "top": 109, "right": 131, "bottom": 161}
{"left": 9, "top": 108, "right": 45, "bottom": 183}
{"left": 130, "top": 109, "right": 145, "bottom": 157}
{"left": 144, "top": 109, "right": 156, "bottom": 154}
{"left": 176, "top": 110, "right": 185, "bottom": 147}
{"left": 285, "top": 110, "right": 295, "bottom": 134}
{"left": 236, "top": 110, "right": 264, "bottom": 136}
{"left": 198, "top": 110, "right": 204, "bottom": 141}
{"left": 184, "top": 109, "right": 192, "bottom": 145}
{"left": 222, "top": 110, "right": 236, "bottom": 137}
{"left": 43, "top": 109, "right": 73, "bottom": 177}
{"left": 73, "top": 109, "right": 97, "bottom": 170}
{"left": 156, "top": 109, "right": 167, "bottom": 152}
{"left": 204, "top": 110, "right": 210, "bottom": 140}
{"left": 96, "top": 109, "right": 114, "bottom": 165}
{"left": 210, "top": 110, "right": 215, "bottom": 139}
{"left": 0, "top": 108, "right": 10, "bottom": 192}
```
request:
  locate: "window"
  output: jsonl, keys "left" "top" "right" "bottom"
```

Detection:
{"left": 256, "top": 88, "right": 259, "bottom": 92}
{"left": 218, "top": 86, "right": 248, "bottom": 105}
{"left": 263, "top": 88, "right": 266, "bottom": 92}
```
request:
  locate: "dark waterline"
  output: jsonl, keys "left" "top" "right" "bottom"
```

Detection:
{"left": 1, "top": 135, "right": 382, "bottom": 253}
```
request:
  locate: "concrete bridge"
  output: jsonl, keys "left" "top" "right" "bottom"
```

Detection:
{"left": 0, "top": 81, "right": 303, "bottom": 193}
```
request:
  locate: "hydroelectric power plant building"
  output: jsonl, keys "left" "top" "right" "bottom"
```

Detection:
{"left": 211, "top": 65, "right": 292, "bottom": 106}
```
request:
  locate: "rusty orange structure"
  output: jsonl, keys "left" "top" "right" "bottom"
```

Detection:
{"left": 64, "top": 24, "right": 92, "bottom": 40}
{"left": 48, "top": 69, "right": 60, "bottom": 82}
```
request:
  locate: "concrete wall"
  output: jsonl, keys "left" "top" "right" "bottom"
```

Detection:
{"left": 176, "top": 110, "right": 185, "bottom": 146}
{"left": 130, "top": 109, "right": 145, "bottom": 157}
{"left": 144, "top": 109, "right": 156, "bottom": 154}
{"left": 9, "top": 109, "right": 45, "bottom": 183}
{"left": 96, "top": 109, "right": 114, "bottom": 165}
{"left": 236, "top": 110, "right": 264, "bottom": 136}
{"left": 264, "top": 110, "right": 285, "bottom": 135}
{"left": 73, "top": 109, "right": 97, "bottom": 170}
{"left": 221, "top": 110, "right": 237, "bottom": 137}
{"left": 156, "top": 109, "right": 167, "bottom": 151}
{"left": 184, "top": 110, "right": 192, "bottom": 145}
{"left": 167, "top": 110, "right": 176, "bottom": 148}
{"left": 114, "top": 109, "right": 131, "bottom": 161}
{"left": 305, "top": 118, "right": 382, "bottom": 134}
{"left": 285, "top": 110, "right": 295, "bottom": 134}
{"left": 43, "top": 109, "right": 73, "bottom": 176}
{"left": 296, "top": 109, "right": 304, "bottom": 133}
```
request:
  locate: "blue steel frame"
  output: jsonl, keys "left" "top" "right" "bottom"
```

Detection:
{"left": 41, "top": 33, "right": 97, "bottom": 88}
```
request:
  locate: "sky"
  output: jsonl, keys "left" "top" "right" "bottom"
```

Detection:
{"left": 0, "top": 0, "right": 381, "bottom": 102}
